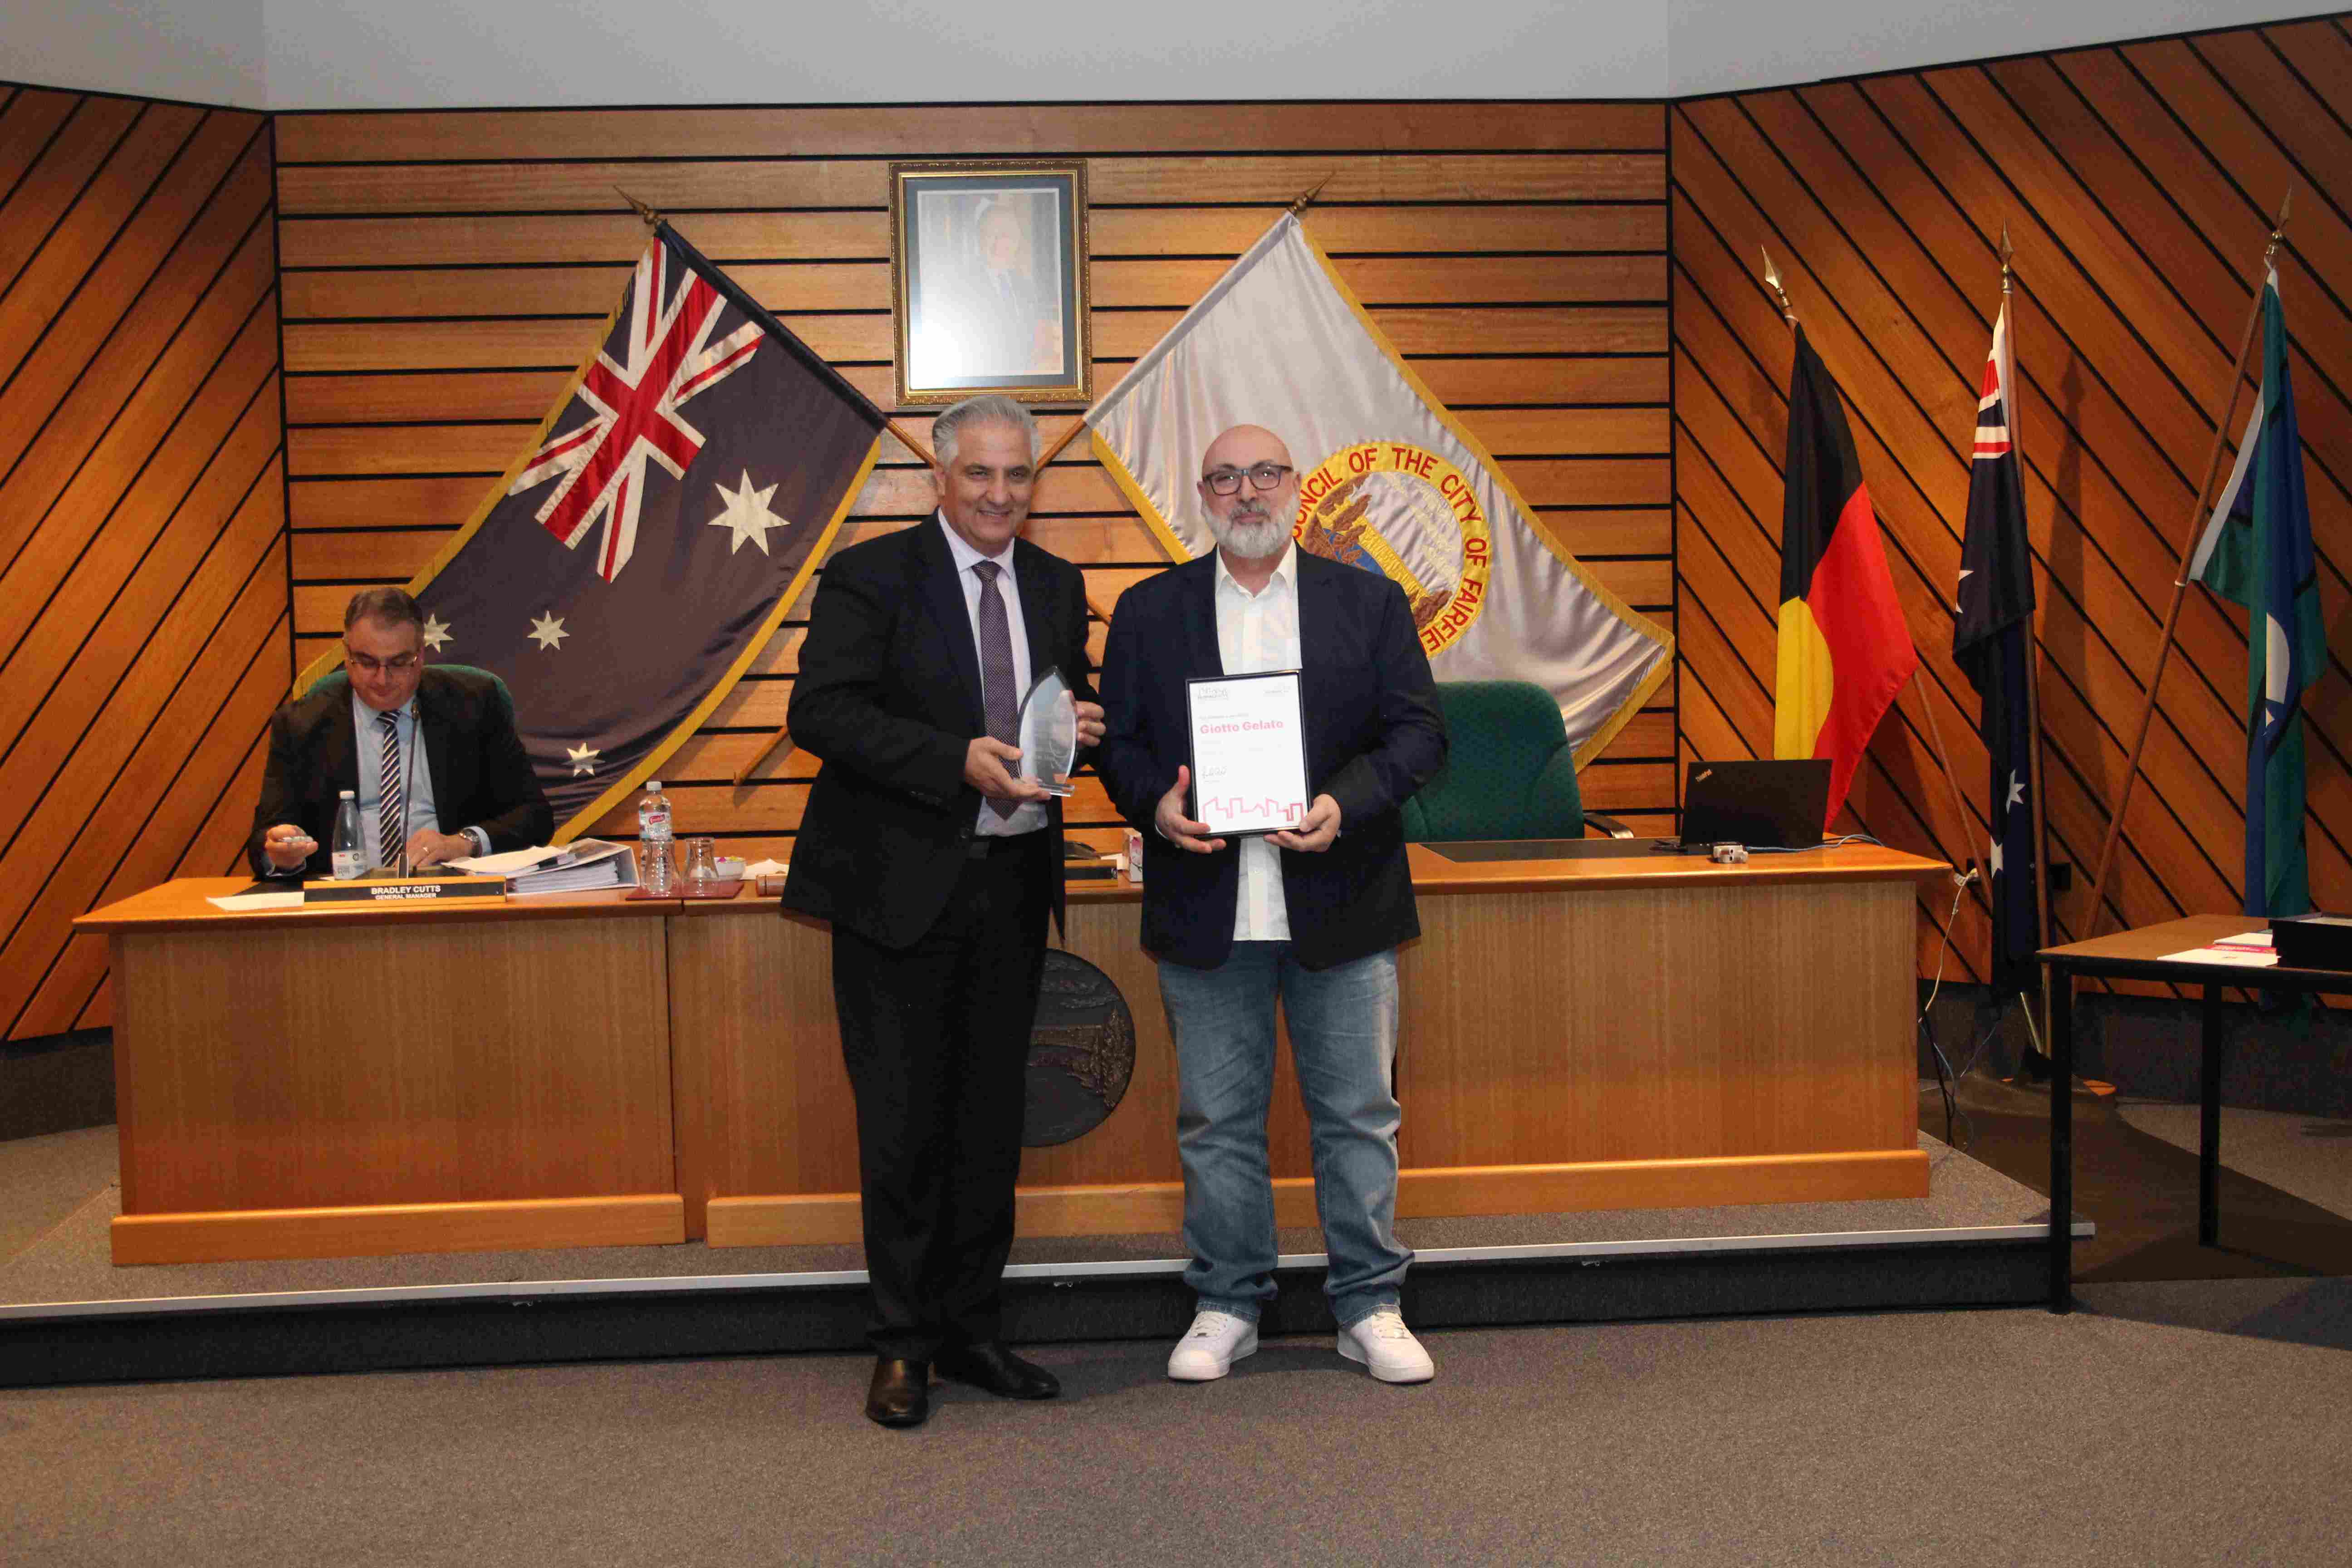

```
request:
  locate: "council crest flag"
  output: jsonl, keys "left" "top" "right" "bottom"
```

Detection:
{"left": 293, "top": 224, "right": 886, "bottom": 838}
{"left": 1774, "top": 324, "right": 1918, "bottom": 825}
{"left": 1084, "top": 214, "right": 1671, "bottom": 765}
{"left": 2187, "top": 265, "right": 2326, "bottom": 919}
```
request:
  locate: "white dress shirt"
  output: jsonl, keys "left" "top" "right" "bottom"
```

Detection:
{"left": 938, "top": 513, "right": 1044, "bottom": 838}
{"left": 1213, "top": 542, "right": 1301, "bottom": 941}
{"left": 265, "top": 691, "right": 485, "bottom": 877}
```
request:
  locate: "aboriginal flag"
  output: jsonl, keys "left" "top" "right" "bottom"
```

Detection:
{"left": 1953, "top": 299, "right": 2041, "bottom": 993}
{"left": 1774, "top": 325, "right": 1918, "bottom": 826}
{"left": 294, "top": 224, "right": 886, "bottom": 838}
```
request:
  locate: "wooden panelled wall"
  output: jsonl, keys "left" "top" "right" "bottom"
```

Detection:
{"left": 1671, "top": 15, "right": 2352, "bottom": 987}
{"left": 0, "top": 88, "right": 282, "bottom": 1041}
{"left": 270, "top": 103, "right": 1677, "bottom": 865}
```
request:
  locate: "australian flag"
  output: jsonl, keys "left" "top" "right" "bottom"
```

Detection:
{"left": 397, "top": 225, "right": 884, "bottom": 835}
{"left": 1953, "top": 298, "right": 2041, "bottom": 995}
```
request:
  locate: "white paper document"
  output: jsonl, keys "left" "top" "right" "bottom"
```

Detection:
{"left": 443, "top": 844, "right": 570, "bottom": 877}
{"left": 206, "top": 890, "right": 304, "bottom": 912}
{"left": 2157, "top": 930, "right": 2278, "bottom": 967}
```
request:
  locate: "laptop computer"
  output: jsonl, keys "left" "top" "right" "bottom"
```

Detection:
{"left": 1663, "top": 759, "right": 1833, "bottom": 852}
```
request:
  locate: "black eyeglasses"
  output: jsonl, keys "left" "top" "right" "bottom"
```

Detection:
{"left": 1202, "top": 462, "right": 1295, "bottom": 496}
{"left": 347, "top": 652, "right": 421, "bottom": 675}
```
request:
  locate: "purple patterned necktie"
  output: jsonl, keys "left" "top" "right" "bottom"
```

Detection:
{"left": 973, "top": 561, "right": 1019, "bottom": 820}
{"left": 377, "top": 710, "right": 405, "bottom": 867}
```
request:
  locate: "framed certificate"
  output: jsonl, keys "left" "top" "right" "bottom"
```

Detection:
{"left": 1185, "top": 671, "right": 1310, "bottom": 839}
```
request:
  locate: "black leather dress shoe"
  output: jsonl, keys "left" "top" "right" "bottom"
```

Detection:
{"left": 936, "top": 1340, "right": 1060, "bottom": 1400}
{"left": 865, "top": 1357, "right": 930, "bottom": 1427}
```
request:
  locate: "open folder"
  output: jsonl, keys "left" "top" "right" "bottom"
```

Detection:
{"left": 446, "top": 838, "right": 638, "bottom": 896}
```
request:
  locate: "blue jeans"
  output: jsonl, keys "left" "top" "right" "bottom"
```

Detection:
{"left": 1158, "top": 942, "right": 1411, "bottom": 1328}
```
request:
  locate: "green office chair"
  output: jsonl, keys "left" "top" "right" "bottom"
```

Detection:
{"left": 1400, "top": 680, "right": 1631, "bottom": 842}
{"left": 301, "top": 662, "right": 513, "bottom": 706}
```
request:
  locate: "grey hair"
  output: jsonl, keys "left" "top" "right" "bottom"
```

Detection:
{"left": 931, "top": 393, "right": 1038, "bottom": 471}
{"left": 343, "top": 586, "right": 424, "bottom": 631}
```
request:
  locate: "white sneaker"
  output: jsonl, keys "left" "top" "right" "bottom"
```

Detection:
{"left": 1167, "top": 1309, "right": 1258, "bottom": 1381}
{"left": 1337, "top": 1308, "right": 1434, "bottom": 1383}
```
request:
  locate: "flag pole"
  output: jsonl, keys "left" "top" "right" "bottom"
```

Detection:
{"left": 1035, "top": 416, "right": 1088, "bottom": 468}
{"left": 1763, "top": 248, "right": 1978, "bottom": 878}
{"left": 2081, "top": 189, "right": 2292, "bottom": 937}
{"left": 2004, "top": 230, "right": 2060, "bottom": 1067}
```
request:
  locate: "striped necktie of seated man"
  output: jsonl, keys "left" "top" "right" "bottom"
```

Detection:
{"left": 377, "top": 710, "right": 405, "bottom": 867}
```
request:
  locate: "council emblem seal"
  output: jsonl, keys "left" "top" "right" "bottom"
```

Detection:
{"left": 1022, "top": 950, "right": 1136, "bottom": 1147}
{"left": 1295, "top": 441, "right": 1494, "bottom": 657}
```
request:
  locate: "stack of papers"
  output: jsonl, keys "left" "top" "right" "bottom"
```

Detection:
{"left": 447, "top": 839, "right": 637, "bottom": 897}
{"left": 2156, "top": 931, "right": 2277, "bottom": 967}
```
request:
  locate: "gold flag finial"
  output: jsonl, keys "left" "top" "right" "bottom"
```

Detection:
{"left": 615, "top": 186, "right": 664, "bottom": 230}
{"left": 1760, "top": 246, "right": 1795, "bottom": 326}
{"left": 2265, "top": 187, "right": 2293, "bottom": 262}
{"left": 1288, "top": 172, "right": 1336, "bottom": 216}
{"left": 1999, "top": 224, "right": 2014, "bottom": 295}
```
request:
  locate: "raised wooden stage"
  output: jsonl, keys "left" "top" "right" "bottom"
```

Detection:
{"left": 78, "top": 843, "right": 1945, "bottom": 1265}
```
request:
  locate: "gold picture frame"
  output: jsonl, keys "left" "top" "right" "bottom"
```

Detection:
{"left": 889, "top": 160, "right": 1091, "bottom": 406}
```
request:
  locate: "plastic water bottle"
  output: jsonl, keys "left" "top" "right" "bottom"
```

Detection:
{"left": 330, "top": 790, "right": 363, "bottom": 879}
{"left": 637, "top": 779, "right": 675, "bottom": 894}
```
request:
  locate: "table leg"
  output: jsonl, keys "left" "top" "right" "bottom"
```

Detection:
{"left": 2200, "top": 980, "right": 2224, "bottom": 1247}
{"left": 2049, "top": 963, "right": 2073, "bottom": 1313}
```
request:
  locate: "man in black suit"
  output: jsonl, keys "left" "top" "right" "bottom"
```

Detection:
{"left": 781, "top": 393, "right": 1105, "bottom": 1428}
{"left": 250, "top": 587, "right": 552, "bottom": 877}
{"left": 1095, "top": 424, "right": 1446, "bottom": 1386}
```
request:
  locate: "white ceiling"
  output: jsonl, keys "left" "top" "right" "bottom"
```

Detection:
{"left": 0, "top": 1, "right": 2325, "bottom": 111}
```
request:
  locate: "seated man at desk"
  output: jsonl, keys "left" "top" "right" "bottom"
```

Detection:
{"left": 249, "top": 587, "right": 553, "bottom": 877}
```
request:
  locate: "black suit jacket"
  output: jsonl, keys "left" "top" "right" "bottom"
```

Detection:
{"left": 246, "top": 667, "right": 555, "bottom": 877}
{"left": 781, "top": 516, "right": 1096, "bottom": 950}
{"left": 1095, "top": 551, "right": 1446, "bottom": 971}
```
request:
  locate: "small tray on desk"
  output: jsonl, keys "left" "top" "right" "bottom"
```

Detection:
{"left": 625, "top": 879, "right": 743, "bottom": 901}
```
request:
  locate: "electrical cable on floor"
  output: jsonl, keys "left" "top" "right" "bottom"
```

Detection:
{"left": 1917, "top": 869, "right": 1978, "bottom": 1149}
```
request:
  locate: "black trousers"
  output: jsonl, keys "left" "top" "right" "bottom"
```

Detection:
{"left": 831, "top": 831, "right": 1049, "bottom": 1361}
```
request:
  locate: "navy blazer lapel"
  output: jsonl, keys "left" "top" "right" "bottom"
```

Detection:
{"left": 413, "top": 673, "right": 450, "bottom": 815}
{"left": 323, "top": 687, "right": 362, "bottom": 798}
{"left": 1293, "top": 551, "right": 1334, "bottom": 669}
{"left": 1291, "top": 554, "right": 1339, "bottom": 763}
{"left": 1186, "top": 555, "right": 1225, "bottom": 679}
{"left": 913, "top": 514, "right": 986, "bottom": 731}
{"left": 1013, "top": 539, "right": 1056, "bottom": 684}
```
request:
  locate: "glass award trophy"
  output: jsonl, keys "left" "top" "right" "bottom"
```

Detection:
{"left": 1016, "top": 665, "right": 1080, "bottom": 796}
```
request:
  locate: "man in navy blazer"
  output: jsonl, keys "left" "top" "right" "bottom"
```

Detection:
{"left": 1096, "top": 424, "right": 1446, "bottom": 1386}
{"left": 782, "top": 394, "right": 1104, "bottom": 1428}
{"left": 249, "top": 588, "right": 551, "bottom": 877}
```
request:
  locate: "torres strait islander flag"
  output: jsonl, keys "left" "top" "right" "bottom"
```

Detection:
{"left": 2187, "top": 265, "right": 2326, "bottom": 918}
{"left": 1774, "top": 325, "right": 1919, "bottom": 825}
{"left": 293, "top": 225, "right": 885, "bottom": 838}
{"left": 1086, "top": 214, "right": 1672, "bottom": 765}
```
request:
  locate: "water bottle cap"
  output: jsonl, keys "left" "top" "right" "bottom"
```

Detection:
{"left": 339, "top": 789, "right": 355, "bottom": 798}
{"left": 646, "top": 780, "right": 662, "bottom": 791}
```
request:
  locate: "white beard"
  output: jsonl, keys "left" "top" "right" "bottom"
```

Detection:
{"left": 1208, "top": 509, "right": 1290, "bottom": 562}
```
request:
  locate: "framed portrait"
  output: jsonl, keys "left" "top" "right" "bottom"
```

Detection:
{"left": 889, "top": 160, "right": 1090, "bottom": 405}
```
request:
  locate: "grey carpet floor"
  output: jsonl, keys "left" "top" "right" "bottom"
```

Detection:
{"left": 0, "top": 1127, "right": 115, "bottom": 1265}
{"left": 2118, "top": 1102, "right": 2352, "bottom": 1220}
{"left": 5, "top": 1280, "right": 2350, "bottom": 1567}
